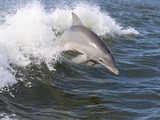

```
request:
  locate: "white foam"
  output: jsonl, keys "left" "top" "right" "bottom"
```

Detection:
{"left": 0, "top": 2, "right": 60, "bottom": 88}
{"left": 0, "top": 113, "right": 17, "bottom": 120}
{"left": 48, "top": 3, "right": 140, "bottom": 36}
{"left": 0, "top": 1, "right": 139, "bottom": 89}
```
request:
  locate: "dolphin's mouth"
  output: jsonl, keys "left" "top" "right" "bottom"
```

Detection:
{"left": 106, "top": 66, "right": 119, "bottom": 75}
{"left": 101, "top": 63, "right": 119, "bottom": 75}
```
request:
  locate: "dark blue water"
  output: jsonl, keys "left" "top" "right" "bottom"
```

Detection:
{"left": 0, "top": 0, "right": 160, "bottom": 120}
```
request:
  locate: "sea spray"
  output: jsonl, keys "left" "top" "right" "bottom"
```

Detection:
{"left": 0, "top": 2, "right": 60, "bottom": 88}
{"left": 48, "top": 3, "right": 139, "bottom": 36}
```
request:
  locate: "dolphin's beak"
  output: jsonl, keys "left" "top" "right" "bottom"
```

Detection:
{"left": 106, "top": 66, "right": 119, "bottom": 75}
{"left": 99, "top": 61, "right": 119, "bottom": 75}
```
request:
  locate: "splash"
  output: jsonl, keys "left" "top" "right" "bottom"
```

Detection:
{"left": 0, "top": 2, "right": 60, "bottom": 88}
{"left": 0, "top": 1, "right": 139, "bottom": 88}
{"left": 48, "top": 3, "right": 139, "bottom": 36}
{"left": 0, "top": 113, "right": 17, "bottom": 120}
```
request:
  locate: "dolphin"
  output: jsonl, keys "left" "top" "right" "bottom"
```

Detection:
{"left": 57, "top": 12, "right": 119, "bottom": 75}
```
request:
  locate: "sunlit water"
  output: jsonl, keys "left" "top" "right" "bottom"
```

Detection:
{"left": 0, "top": 0, "right": 159, "bottom": 120}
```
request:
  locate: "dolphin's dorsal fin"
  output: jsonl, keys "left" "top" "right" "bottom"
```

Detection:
{"left": 72, "top": 12, "right": 83, "bottom": 26}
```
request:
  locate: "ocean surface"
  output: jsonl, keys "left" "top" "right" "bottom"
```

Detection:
{"left": 0, "top": 0, "right": 160, "bottom": 119}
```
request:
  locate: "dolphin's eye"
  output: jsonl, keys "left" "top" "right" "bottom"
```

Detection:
{"left": 99, "top": 59, "right": 103, "bottom": 62}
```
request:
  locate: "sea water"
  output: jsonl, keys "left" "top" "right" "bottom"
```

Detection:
{"left": 0, "top": 0, "right": 159, "bottom": 120}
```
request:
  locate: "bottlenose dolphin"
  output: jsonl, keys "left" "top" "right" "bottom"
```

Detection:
{"left": 57, "top": 12, "right": 119, "bottom": 75}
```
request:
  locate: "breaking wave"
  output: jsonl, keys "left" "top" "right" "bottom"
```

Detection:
{"left": 0, "top": 1, "right": 139, "bottom": 88}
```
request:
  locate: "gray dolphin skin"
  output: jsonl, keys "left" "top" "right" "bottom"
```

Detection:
{"left": 57, "top": 12, "right": 119, "bottom": 75}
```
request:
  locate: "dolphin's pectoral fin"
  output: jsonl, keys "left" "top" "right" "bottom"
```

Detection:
{"left": 71, "top": 54, "right": 88, "bottom": 64}
{"left": 86, "top": 60, "right": 97, "bottom": 66}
